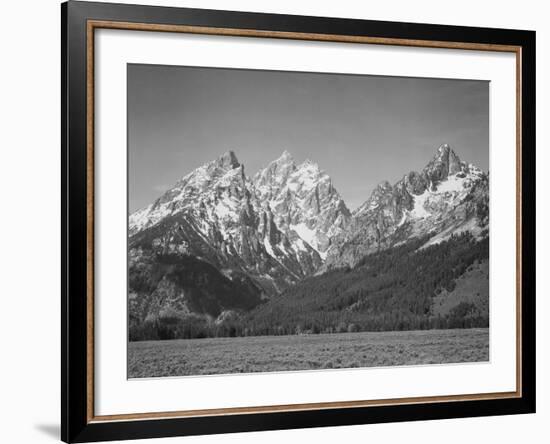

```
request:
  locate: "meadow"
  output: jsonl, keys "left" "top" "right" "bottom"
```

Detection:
{"left": 128, "top": 328, "right": 489, "bottom": 378}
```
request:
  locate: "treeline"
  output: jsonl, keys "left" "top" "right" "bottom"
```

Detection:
{"left": 129, "top": 232, "right": 489, "bottom": 341}
{"left": 129, "top": 314, "right": 246, "bottom": 341}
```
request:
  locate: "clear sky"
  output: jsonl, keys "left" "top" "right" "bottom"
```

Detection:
{"left": 128, "top": 64, "right": 489, "bottom": 213}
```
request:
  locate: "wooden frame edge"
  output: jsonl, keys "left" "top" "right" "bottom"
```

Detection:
{"left": 90, "top": 391, "right": 520, "bottom": 423}
{"left": 89, "top": 19, "right": 522, "bottom": 52}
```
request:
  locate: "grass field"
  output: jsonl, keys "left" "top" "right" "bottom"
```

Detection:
{"left": 128, "top": 328, "right": 489, "bottom": 378}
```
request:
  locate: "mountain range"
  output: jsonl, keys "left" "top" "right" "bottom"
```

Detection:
{"left": 128, "top": 144, "right": 489, "bottom": 335}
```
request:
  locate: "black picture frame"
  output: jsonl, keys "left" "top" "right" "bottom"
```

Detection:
{"left": 61, "top": 1, "right": 536, "bottom": 442}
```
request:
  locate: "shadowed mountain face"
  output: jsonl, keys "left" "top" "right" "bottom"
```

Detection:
{"left": 128, "top": 144, "right": 488, "bottom": 327}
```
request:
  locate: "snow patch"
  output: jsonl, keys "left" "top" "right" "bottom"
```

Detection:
{"left": 214, "top": 199, "right": 235, "bottom": 219}
{"left": 263, "top": 238, "right": 276, "bottom": 257}
{"left": 397, "top": 212, "right": 408, "bottom": 227}
{"left": 217, "top": 167, "right": 243, "bottom": 187}
{"left": 291, "top": 223, "right": 318, "bottom": 248}
{"left": 293, "top": 237, "right": 309, "bottom": 252}
{"left": 436, "top": 174, "right": 467, "bottom": 193}
{"left": 410, "top": 190, "right": 431, "bottom": 219}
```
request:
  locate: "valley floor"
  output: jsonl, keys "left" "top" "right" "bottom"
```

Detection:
{"left": 128, "top": 328, "right": 489, "bottom": 378}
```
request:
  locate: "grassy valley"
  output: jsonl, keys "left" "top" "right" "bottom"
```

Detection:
{"left": 128, "top": 328, "right": 489, "bottom": 377}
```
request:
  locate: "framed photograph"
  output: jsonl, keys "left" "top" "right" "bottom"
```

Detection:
{"left": 61, "top": 1, "right": 536, "bottom": 442}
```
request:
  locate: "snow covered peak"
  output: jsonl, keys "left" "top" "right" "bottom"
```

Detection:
{"left": 252, "top": 153, "right": 350, "bottom": 257}
{"left": 295, "top": 159, "right": 324, "bottom": 178}
{"left": 423, "top": 143, "right": 464, "bottom": 183}
{"left": 253, "top": 151, "right": 297, "bottom": 193}
{"left": 216, "top": 150, "right": 240, "bottom": 169}
{"left": 297, "top": 158, "right": 324, "bottom": 174}
{"left": 353, "top": 180, "right": 393, "bottom": 215}
{"left": 267, "top": 150, "right": 295, "bottom": 169}
{"left": 130, "top": 150, "right": 247, "bottom": 235}
{"left": 131, "top": 148, "right": 349, "bottom": 264}
{"left": 352, "top": 144, "right": 486, "bottom": 223}
{"left": 130, "top": 149, "right": 345, "bottom": 294}
{"left": 278, "top": 150, "right": 294, "bottom": 162}
{"left": 175, "top": 150, "right": 243, "bottom": 191}
{"left": 323, "top": 145, "right": 488, "bottom": 270}
{"left": 435, "top": 143, "right": 459, "bottom": 161}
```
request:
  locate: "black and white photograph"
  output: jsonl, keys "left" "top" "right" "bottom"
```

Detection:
{"left": 127, "top": 64, "right": 490, "bottom": 378}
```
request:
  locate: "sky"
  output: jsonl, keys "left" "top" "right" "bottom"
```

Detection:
{"left": 128, "top": 64, "right": 489, "bottom": 213}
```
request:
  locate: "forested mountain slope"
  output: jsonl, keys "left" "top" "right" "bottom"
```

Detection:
{"left": 130, "top": 233, "right": 488, "bottom": 340}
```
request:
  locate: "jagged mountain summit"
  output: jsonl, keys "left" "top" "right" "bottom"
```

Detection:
{"left": 130, "top": 150, "right": 245, "bottom": 237}
{"left": 129, "top": 150, "right": 349, "bottom": 303}
{"left": 252, "top": 150, "right": 351, "bottom": 258}
{"left": 322, "top": 144, "right": 489, "bottom": 270}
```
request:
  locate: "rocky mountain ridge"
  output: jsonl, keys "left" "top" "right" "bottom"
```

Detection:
{"left": 252, "top": 150, "right": 351, "bottom": 258}
{"left": 322, "top": 144, "right": 489, "bottom": 270}
{"left": 129, "top": 150, "right": 350, "bottom": 298}
{"left": 129, "top": 144, "right": 488, "bottom": 325}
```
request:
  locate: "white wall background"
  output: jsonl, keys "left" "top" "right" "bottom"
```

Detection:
{"left": 0, "top": 1, "right": 546, "bottom": 443}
